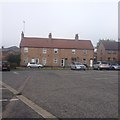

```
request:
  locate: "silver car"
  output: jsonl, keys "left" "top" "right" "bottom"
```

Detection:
{"left": 70, "top": 62, "right": 87, "bottom": 70}
{"left": 93, "top": 61, "right": 110, "bottom": 70}
{"left": 110, "top": 63, "right": 120, "bottom": 70}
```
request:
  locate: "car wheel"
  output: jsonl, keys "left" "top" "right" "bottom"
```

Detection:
{"left": 98, "top": 67, "right": 100, "bottom": 70}
{"left": 113, "top": 67, "right": 115, "bottom": 70}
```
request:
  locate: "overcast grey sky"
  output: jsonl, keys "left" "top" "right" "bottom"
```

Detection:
{"left": 1, "top": 0, "right": 118, "bottom": 48}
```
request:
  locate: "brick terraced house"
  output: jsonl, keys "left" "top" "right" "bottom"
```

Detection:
{"left": 20, "top": 32, "right": 94, "bottom": 67}
{"left": 97, "top": 40, "right": 120, "bottom": 62}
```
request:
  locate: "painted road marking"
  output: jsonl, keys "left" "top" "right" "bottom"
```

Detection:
{"left": 95, "top": 78, "right": 108, "bottom": 80}
{"left": 13, "top": 72, "right": 19, "bottom": 74}
{"left": 0, "top": 81, "right": 58, "bottom": 119}
{"left": 0, "top": 88, "right": 7, "bottom": 90}
{"left": 0, "top": 113, "right": 2, "bottom": 120}
{"left": 0, "top": 98, "right": 19, "bottom": 102}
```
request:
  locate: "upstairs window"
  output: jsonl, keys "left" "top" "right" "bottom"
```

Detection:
{"left": 54, "top": 48, "right": 58, "bottom": 54}
{"left": 43, "top": 48, "right": 47, "bottom": 54}
{"left": 112, "top": 51, "right": 116, "bottom": 54}
{"left": 72, "top": 49, "right": 76, "bottom": 54}
{"left": 83, "top": 49, "right": 87, "bottom": 55}
{"left": 24, "top": 47, "right": 28, "bottom": 53}
{"left": 108, "top": 51, "right": 112, "bottom": 54}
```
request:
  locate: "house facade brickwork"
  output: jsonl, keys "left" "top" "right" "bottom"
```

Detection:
{"left": 20, "top": 33, "right": 94, "bottom": 67}
{"left": 0, "top": 46, "right": 20, "bottom": 61}
{"left": 97, "top": 40, "right": 120, "bottom": 62}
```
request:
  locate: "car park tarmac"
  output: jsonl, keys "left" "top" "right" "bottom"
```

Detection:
{"left": 1, "top": 69, "right": 118, "bottom": 118}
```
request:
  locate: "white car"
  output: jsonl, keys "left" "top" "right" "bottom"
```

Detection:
{"left": 70, "top": 62, "right": 87, "bottom": 70}
{"left": 110, "top": 63, "right": 120, "bottom": 70}
{"left": 93, "top": 61, "right": 110, "bottom": 70}
{"left": 27, "top": 62, "right": 43, "bottom": 68}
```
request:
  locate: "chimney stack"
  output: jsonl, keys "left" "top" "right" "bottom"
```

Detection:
{"left": 75, "top": 34, "right": 79, "bottom": 40}
{"left": 48, "top": 33, "right": 52, "bottom": 39}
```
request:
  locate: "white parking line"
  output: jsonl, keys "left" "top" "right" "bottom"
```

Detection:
{"left": 0, "top": 88, "right": 7, "bottom": 90}
{"left": 0, "top": 113, "right": 2, "bottom": 120}
{"left": 0, "top": 98, "right": 19, "bottom": 102}
{"left": 0, "top": 81, "right": 58, "bottom": 119}
{"left": 13, "top": 72, "right": 19, "bottom": 74}
{"left": 95, "top": 78, "right": 108, "bottom": 80}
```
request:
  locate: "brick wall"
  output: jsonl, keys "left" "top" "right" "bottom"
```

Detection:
{"left": 97, "top": 43, "right": 119, "bottom": 62}
{"left": 20, "top": 47, "right": 94, "bottom": 67}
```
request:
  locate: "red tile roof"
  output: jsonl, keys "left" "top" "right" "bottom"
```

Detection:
{"left": 20, "top": 37, "right": 94, "bottom": 50}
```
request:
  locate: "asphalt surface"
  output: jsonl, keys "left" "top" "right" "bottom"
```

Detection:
{"left": 1, "top": 69, "right": 118, "bottom": 118}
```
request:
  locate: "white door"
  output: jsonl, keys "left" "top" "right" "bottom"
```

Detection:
{"left": 90, "top": 59, "right": 93, "bottom": 67}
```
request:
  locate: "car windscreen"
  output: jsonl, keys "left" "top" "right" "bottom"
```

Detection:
{"left": 2, "top": 61, "right": 9, "bottom": 64}
{"left": 75, "top": 62, "right": 82, "bottom": 65}
{"left": 101, "top": 61, "right": 108, "bottom": 64}
{"left": 30, "top": 62, "right": 36, "bottom": 64}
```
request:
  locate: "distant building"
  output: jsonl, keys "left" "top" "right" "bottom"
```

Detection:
{"left": 20, "top": 32, "right": 94, "bottom": 67}
{"left": 0, "top": 46, "right": 20, "bottom": 61}
{"left": 97, "top": 40, "right": 120, "bottom": 62}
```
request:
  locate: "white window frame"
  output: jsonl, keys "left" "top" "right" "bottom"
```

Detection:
{"left": 54, "top": 48, "right": 58, "bottom": 54}
{"left": 42, "top": 58, "right": 47, "bottom": 65}
{"left": 108, "top": 50, "right": 112, "bottom": 54}
{"left": 31, "top": 58, "right": 39, "bottom": 63}
{"left": 43, "top": 48, "right": 47, "bottom": 54}
{"left": 24, "top": 47, "right": 28, "bottom": 53}
{"left": 72, "top": 49, "right": 76, "bottom": 54}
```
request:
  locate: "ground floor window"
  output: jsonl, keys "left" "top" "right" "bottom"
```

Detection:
{"left": 24, "top": 57, "right": 28, "bottom": 64}
{"left": 83, "top": 58, "right": 86, "bottom": 64}
{"left": 42, "top": 58, "right": 47, "bottom": 65}
{"left": 31, "top": 58, "right": 39, "bottom": 63}
{"left": 108, "top": 57, "right": 110, "bottom": 61}
{"left": 113, "top": 57, "right": 116, "bottom": 61}
{"left": 71, "top": 57, "right": 77, "bottom": 62}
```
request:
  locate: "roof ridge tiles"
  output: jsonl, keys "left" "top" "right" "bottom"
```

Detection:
{"left": 24, "top": 37, "right": 91, "bottom": 41}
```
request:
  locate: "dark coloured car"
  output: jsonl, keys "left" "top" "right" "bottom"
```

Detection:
{"left": 0, "top": 61, "right": 10, "bottom": 71}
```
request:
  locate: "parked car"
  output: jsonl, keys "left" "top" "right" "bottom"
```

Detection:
{"left": 27, "top": 62, "right": 43, "bottom": 68}
{"left": 0, "top": 61, "right": 10, "bottom": 71}
{"left": 93, "top": 61, "right": 110, "bottom": 70}
{"left": 109, "top": 63, "right": 120, "bottom": 70}
{"left": 70, "top": 62, "right": 87, "bottom": 70}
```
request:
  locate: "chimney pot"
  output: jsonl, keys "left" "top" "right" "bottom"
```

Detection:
{"left": 49, "top": 33, "right": 52, "bottom": 39}
{"left": 75, "top": 34, "right": 79, "bottom": 40}
{"left": 21, "top": 31, "right": 24, "bottom": 39}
